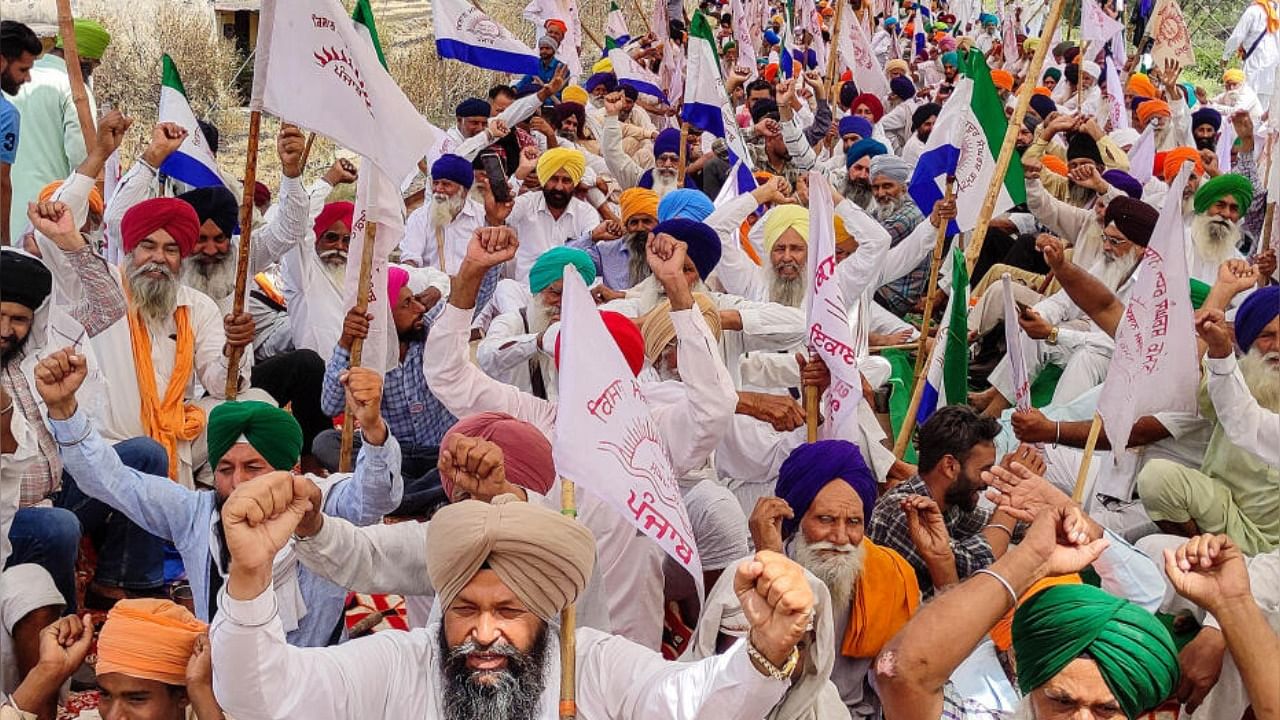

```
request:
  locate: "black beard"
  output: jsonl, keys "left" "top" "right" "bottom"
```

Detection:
{"left": 544, "top": 188, "right": 571, "bottom": 209}
{"left": 0, "top": 331, "right": 30, "bottom": 366}
{"left": 398, "top": 324, "right": 427, "bottom": 343}
{"left": 917, "top": 129, "right": 931, "bottom": 142}
{"left": 439, "top": 625, "right": 549, "bottom": 720}
{"left": 1195, "top": 135, "right": 1217, "bottom": 151}
{"left": 0, "top": 77, "right": 18, "bottom": 96}
{"left": 943, "top": 470, "right": 983, "bottom": 513}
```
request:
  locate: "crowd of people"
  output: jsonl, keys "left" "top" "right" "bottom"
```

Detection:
{"left": 0, "top": 0, "right": 1277, "bottom": 718}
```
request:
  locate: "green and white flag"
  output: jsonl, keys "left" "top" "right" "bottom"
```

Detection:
{"left": 605, "top": 1, "right": 630, "bottom": 49}
{"left": 157, "top": 55, "right": 224, "bottom": 188}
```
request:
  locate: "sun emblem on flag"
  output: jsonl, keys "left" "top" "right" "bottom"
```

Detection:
{"left": 314, "top": 46, "right": 374, "bottom": 116}
{"left": 598, "top": 417, "right": 680, "bottom": 510}
{"left": 459, "top": 9, "right": 502, "bottom": 46}
{"left": 955, "top": 120, "right": 985, "bottom": 192}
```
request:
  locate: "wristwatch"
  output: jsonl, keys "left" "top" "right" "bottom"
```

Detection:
{"left": 1046, "top": 326, "right": 1060, "bottom": 345}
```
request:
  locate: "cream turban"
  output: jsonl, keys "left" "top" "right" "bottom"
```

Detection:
{"left": 640, "top": 293, "right": 723, "bottom": 362}
{"left": 761, "top": 204, "right": 810, "bottom": 252}
{"left": 426, "top": 495, "right": 596, "bottom": 621}
{"left": 536, "top": 147, "right": 587, "bottom": 186}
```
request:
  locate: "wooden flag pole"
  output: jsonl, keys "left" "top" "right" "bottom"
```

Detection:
{"left": 824, "top": 0, "right": 846, "bottom": 99}
{"left": 804, "top": 361, "right": 820, "bottom": 443}
{"left": 1071, "top": 412, "right": 1104, "bottom": 504}
{"left": 1075, "top": 41, "right": 1089, "bottom": 111}
{"left": 580, "top": 23, "right": 607, "bottom": 52}
{"left": 299, "top": 132, "right": 317, "bottom": 169}
{"left": 55, "top": 0, "right": 97, "bottom": 154}
{"left": 892, "top": 342, "right": 933, "bottom": 459}
{"left": 676, "top": 121, "right": 690, "bottom": 184}
{"left": 964, "top": 0, "right": 1069, "bottom": 273}
{"left": 912, "top": 177, "right": 955, "bottom": 382}
{"left": 558, "top": 479, "right": 579, "bottom": 719}
{"left": 337, "top": 219, "right": 380, "bottom": 472}
{"left": 632, "top": 0, "right": 653, "bottom": 35}
{"left": 224, "top": 110, "right": 262, "bottom": 399}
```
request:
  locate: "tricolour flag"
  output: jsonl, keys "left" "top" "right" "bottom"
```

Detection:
{"left": 158, "top": 55, "right": 224, "bottom": 189}
{"left": 351, "top": 0, "right": 387, "bottom": 68}
{"left": 682, "top": 13, "right": 757, "bottom": 193}
{"left": 1001, "top": 273, "right": 1032, "bottom": 410}
{"left": 605, "top": 1, "right": 631, "bottom": 49}
{"left": 916, "top": 247, "right": 969, "bottom": 424}
{"left": 553, "top": 264, "right": 703, "bottom": 594}
{"left": 805, "top": 169, "right": 862, "bottom": 432}
{"left": 608, "top": 47, "right": 668, "bottom": 103}
{"left": 435, "top": 0, "right": 541, "bottom": 75}
{"left": 908, "top": 55, "right": 1024, "bottom": 236}
{"left": 251, "top": 0, "right": 440, "bottom": 183}
{"left": 1096, "top": 165, "right": 1200, "bottom": 450}
{"left": 838, "top": 6, "right": 890, "bottom": 112}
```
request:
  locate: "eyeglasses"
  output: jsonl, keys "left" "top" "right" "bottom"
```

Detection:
{"left": 321, "top": 231, "right": 352, "bottom": 244}
{"left": 1101, "top": 233, "right": 1130, "bottom": 248}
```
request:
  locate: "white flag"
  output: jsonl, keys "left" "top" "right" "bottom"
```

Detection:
{"left": 840, "top": 7, "right": 891, "bottom": 103}
{"left": 251, "top": 0, "right": 439, "bottom": 183}
{"left": 1096, "top": 166, "right": 1200, "bottom": 451}
{"left": 343, "top": 165, "right": 404, "bottom": 374}
{"left": 1148, "top": 0, "right": 1195, "bottom": 68}
{"left": 1128, "top": 123, "right": 1157, "bottom": 184}
{"left": 1081, "top": 0, "right": 1124, "bottom": 46}
{"left": 1216, "top": 118, "right": 1237, "bottom": 174}
{"left": 1001, "top": 274, "right": 1032, "bottom": 410}
{"left": 805, "top": 170, "right": 862, "bottom": 432}
{"left": 553, "top": 266, "right": 703, "bottom": 591}
{"left": 1104, "top": 58, "right": 1129, "bottom": 132}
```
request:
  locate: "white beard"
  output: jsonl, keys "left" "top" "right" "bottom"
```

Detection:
{"left": 791, "top": 533, "right": 865, "bottom": 612}
{"left": 871, "top": 193, "right": 908, "bottom": 224}
{"left": 319, "top": 251, "right": 348, "bottom": 288}
{"left": 127, "top": 262, "right": 178, "bottom": 323}
{"left": 651, "top": 170, "right": 679, "bottom": 198}
{"left": 767, "top": 260, "right": 806, "bottom": 308}
{"left": 181, "top": 252, "right": 238, "bottom": 301}
{"left": 526, "top": 293, "right": 556, "bottom": 334}
{"left": 1240, "top": 347, "right": 1280, "bottom": 413}
{"left": 1189, "top": 214, "right": 1241, "bottom": 267}
{"left": 1010, "top": 697, "right": 1038, "bottom": 720}
{"left": 1095, "top": 250, "right": 1140, "bottom": 291}
{"left": 430, "top": 192, "right": 464, "bottom": 229}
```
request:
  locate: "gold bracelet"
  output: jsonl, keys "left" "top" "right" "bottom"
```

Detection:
{"left": 746, "top": 641, "right": 799, "bottom": 681}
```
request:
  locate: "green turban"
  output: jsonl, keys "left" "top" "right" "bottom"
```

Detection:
{"left": 1012, "top": 585, "right": 1179, "bottom": 720}
{"left": 207, "top": 401, "right": 303, "bottom": 472}
{"left": 528, "top": 246, "right": 596, "bottom": 294}
{"left": 1189, "top": 278, "right": 1210, "bottom": 310}
{"left": 1193, "top": 173, "right": 1253, "bottom": 215}
{"left": 56, "top": 19, "right": 111, "bottom": 61}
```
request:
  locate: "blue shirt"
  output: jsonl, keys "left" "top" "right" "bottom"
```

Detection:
{"left": 321, "top": 341, "right": 456, "bottom": 448}
{"left": 568, "top": 235, "right": 635, "bottom": 291}
{"left": 51, "top": 409, "right": 403, "bottom": 647}
{"left": 0, "top": 94, "right": 19, "bottom": 165}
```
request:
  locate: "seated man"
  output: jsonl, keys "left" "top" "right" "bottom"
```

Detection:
{"left": 34, "top": 349, "right": 404, "bottom": 647}
{"left": 210, "top": 473, "right": 814, "bottom": 719}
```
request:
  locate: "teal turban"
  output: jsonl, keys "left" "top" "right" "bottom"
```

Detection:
{"left": 529, "top": 246, "right": 596, "bottom": 293}
{"left": 941, "top": 51, "right": 960, "bottom": 68}
{"left": 1193, "top": 173, "right": 1253, "bottom": 215}
{"left": 1012, "top": 585, "right": 1179, "bottom": 720}
{"left": 56, "top": 19, "right": 111, "bottom": 61}
{"left": 207, "top": 401, "right": 303, "bottom": 472}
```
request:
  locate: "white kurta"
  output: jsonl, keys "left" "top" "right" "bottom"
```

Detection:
{"left": 475, "top": 309, "right": 558, "bottom": 400}
{"left": 1205, "top": 354, "right": 1280, "bottom": 465}
{"left": 1223, "top": 4, "right": 1280, "bottom": 104}
{"left": 400, "top": 198, "right": 485, "bottom": 274}
{"left": 506, "top": 193, "right": 601, "bottom": 282}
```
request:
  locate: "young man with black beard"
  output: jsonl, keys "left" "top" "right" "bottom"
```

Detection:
{"left": 0, "top": 20, "right": 41, "bottom": 246}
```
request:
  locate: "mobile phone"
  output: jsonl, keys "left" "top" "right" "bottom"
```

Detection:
{"left": 1015, "top": 300, "right": 1033, "bottom": 316}
{"left": 479, "top": 153, "right": 510, "bottom": 203}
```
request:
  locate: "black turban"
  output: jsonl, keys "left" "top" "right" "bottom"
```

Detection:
{"left": 0, "top": 248, "right": 53, "bottom": 312}
{"left": 912, "top": 103, "right": 941, "bottom": 132}
{"left": 1066, "top": 132, "right": 1104, "bottom": 165}
{"left": 178, "top": 186, "right": 239, "bottom": 237}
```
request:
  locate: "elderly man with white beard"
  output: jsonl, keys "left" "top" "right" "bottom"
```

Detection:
{"left": 747, "top": 440, "right": 922, "bottom": 718}
{"left": 1137, "top": 285, "right": 1280, "bottom": 555}
{"left": 866, "top": 154, "right": 929, "bottom": 316}
{"left": 401, "top": 155, "right": 491, "bottom": 274}
{"left": 1185, "top": 174, "right": 1250, "bottom": 283}
{"left": 971, "top": 197, "right": 1158, "bottom": 418}
{"left": 600, "top": 91, "right": 688, "bottom": 196}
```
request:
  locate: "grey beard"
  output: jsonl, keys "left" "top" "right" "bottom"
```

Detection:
{"left": 651, "top": 170, "right": 679, "bottom": 198}
{"left": 526, "top": 293, "right": 555, "bottom": 334}
{"left": 1240, "top": 348, "right": 1280, "bottom": 413}
{"left": 791, "top": 534, "right": 864, "bottom": 612}
{"left": 128, "top": 262, "right": 178, "bottom": 322}
{"left": 846, "top": 179, "right": 874, "bottom": 209}
{"left": 768, "top": 263, "right": 806, "bottom": 308}
{"left": 1096, "top": 251, "right": 1140, "bottom": 291}
{"left": 430, "top": 192, "right": 464, "bottom": 228}
{"left": 627, "top": 232, "right": 652, "bottom": 287}
{"left": 181, "top": 253, "right": 237, "bottom": 301}
{"left": 1190, "top": 214, "right": 1243, "bottom": 265}
{"left": 1067, "top": 182, "right": 1098, "bottom": 209}
{"left": 438, "top": 627, "right": 549, "bottom": 720}
{"left": 871, "top": 194, "right": 907, "bottom": 223}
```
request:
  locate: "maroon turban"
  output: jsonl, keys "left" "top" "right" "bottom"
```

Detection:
{"left": 313, "top": 201, "right": 355, "bottom": 240}
{"left": 253, "top": 181, "right": 271, "bottom": 208}
{"left": 440, "top": 412, "right": 555, "bottom": 499}
{"left": 120, "top": 198, "right": 200, "bottom": 257}
{"left": 851, "top": 93, "right": 885, "bottom": 122}
{"left": 555, "top": 310, "right": 647, "bottom": 376}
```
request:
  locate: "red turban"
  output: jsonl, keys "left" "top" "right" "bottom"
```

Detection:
{"left": 555, "top": 310, "right": 646, "bottom": 376}
{"left": 545, "top": 18, "right": 568, "bottom": 33}
{"left": 253, "top": 181, "right": 271, "bottom": 208}
{"left": 120, "top": 198, "right": 200, "bottom": 257}
{"left": 851, "top": 93, "right": 885, "bottom": 121}
{"left": 440, "top": 412, "right": 555, "bottom": 500}
{"left": 314, "top": 201, "right": 355, "bottom": 240}
{"left": 1162, "top": 146, "right": 1203, "bottom": 182}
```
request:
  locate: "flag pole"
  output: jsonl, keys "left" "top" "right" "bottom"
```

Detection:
{"left": 559, "top": 478, "right": 578, "bottom": 720}
{"left": 892, "top": 339, "right": 935, "bottom": 459}
{"left": 224, "top": 110, "right": 262, "bottom": 399}
{"left": 1075, "top": 41, "right": 1089, "bottom": 111}
{"left": 338, "top": 219, "right": 380, "bottom": 472}
{"left": 824, "top": 0, "right": 845, "bottom": 99}
{"left": 1070, "top": 412, "right": 1103, "bottom": 504}
{"left": 912, "top": 177, "right": 955, "bottom": 382}
{"left": 299, "top": 132, "right": 317, "bottom": 169}
{"left": 632, "top": 0, "right": 654, "bottom": 34}
{"left": 964, "top": 0, "right": 1069, "bottom": 273}
{"left": 804, "top": 348, "right": 820, "bottom": 442}
{"left": 55, "top": 0, "right": 97, "bottom": 155}
{"left": 579, "top": 23, "right": 607, "bottom": 52}
{"left": 676, "top": 121, "right": 690, "bottom": 184}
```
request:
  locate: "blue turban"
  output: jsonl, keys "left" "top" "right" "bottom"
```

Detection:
{"left": 583, "top": 72, "right": 618, "bottom": 92}
{"left": 1191, "top": 107, "right": 1222, "bottom": 131}
{"left": 846, "top": 138, "right": 888, "bottom": 167}
{"left": 1130, "top": 95, "right": 1153, "bottom": 113}
{"left": 654, "top": 127, "right": 682, "bottom": 158}
{"left": 528, "top": 247, "right": 597, "bottom": 293}
{"left": 979, "top": 12, "right": 998, "bottom": 25}
{"left": 658, "top": 188, "right": 715, "bottom": 222}
{"left": 884, "top": 16, "right": 898, "bottom": 26}
{"left": 1101, "top": 170, "right": 1143, "bottom": 199}
{"left": 940, "top": 50, "right": 960, "bottom": 68}
{"left": 838, "top": 115, "right": 874, "bottom": 140}
{"left": 763, "top": 29, "right": 780, "bottom": 45}
{"left": 890, "top": 76, "right": 916, "bottom": 101}
{"left": 1029, "top": 93, "right": 1057, "bottom": 120}
{"left": 431, "top": 154, "right": 475, "bottom": 189}
{"left": 775, "top": 440, "right": 877, "bottom": 538}
{"left": 455, "top": 98, "right": 491, "bottom": 118}
{"left": 1235, "top": 286, "right": 1279, "bottom": 351}
{"left": 651, "top": 218, "right": 721, "bottom": 279}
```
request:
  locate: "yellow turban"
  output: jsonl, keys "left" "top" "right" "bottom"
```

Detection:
{"left": 96, "top": 599, "right": 207, "bottom": 686}
{"left": 1223, "top": 68, "right": 1246, "bottom": 84}
{"left": 834, "top": 214, "right": 853, "bottom": 243}
{"left": 640, "top": 293, "right": 723, "bottom": 362}
{"left": 562, "top": 84, "right": 589, "bottom": 105}
{"left": 619, "top": 187, "right": 659, "bottom": 223}
{"left": 1024, "top": 37, "right": 1041, "bottom": 51}
{"left": 426, "top": 495, "right": 596, "bottom": 621}
{"left": 762, "top": 204, "right": 810, "bottom": 252}
{"left": 592, "top": 57, "right": 614, "bottom": 74}
{"left": 885, "top": 59, "right": 910, "bottom": 76}
{"left": 536, "top": 147, "right": 587, "bottom": 186}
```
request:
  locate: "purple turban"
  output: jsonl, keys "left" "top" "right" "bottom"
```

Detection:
{"left": 1101, "top": 170, "right": 1143, "bottom": 199}
{"left": 1235, "top": 286, "right": 1279, "bottom": 351}
{"left": 654, "top": 127, "right": 682, "bottom": 158}
{"left": 775, "top": 440, "right": 877, "bottom": 538}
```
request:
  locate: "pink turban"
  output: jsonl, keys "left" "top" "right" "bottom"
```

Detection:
{"left": 387, "top": 266, "right": 409, "bottom": 310}
{"left": 313, "top": 201, "right": 355, "bottom": 240}
{"left": 440, "top": 412, "right": 555, "bottom": 499}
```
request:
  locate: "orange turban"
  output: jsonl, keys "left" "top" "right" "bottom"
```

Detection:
{"left": 1162, "top": 146, "right": 1204, "bottom": 182}
{"left": 753, "top": 170, "right": 774, "bottom": 184}
{"left": 1136, "top": 99, "right": 1171, "bottom": 125}
{"left": 990, "top": 69, "right": 1014, "bottom": 92}
{"left": 619, "top": 187, "right": 659, "bottom": 223}
{"left": 1126, "top": 73, "right": 1158, "bottom": 99}
{"left": 1041, "top": 154, "right": 1069, "bottom": 177}
{"left": 990, "top": 574, "right": 1080, "bottom": 651}
{"left": 96, "top": 599, "right": 207, "bottom": 686}
{"left": 38, "top": 180, "right": 104, "bottom": 216}
{"left": 1033, "top": 86, "right": 1052, "bottom": 97}
{"left": 763, "top": 63, "right": 780, "bottom": 82}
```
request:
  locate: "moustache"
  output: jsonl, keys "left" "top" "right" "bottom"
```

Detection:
{"left": 132, "top": 262, "right": 174, "bottom": 280}
{"left": 319, "top": 249, "right": 348, "bottom": 261}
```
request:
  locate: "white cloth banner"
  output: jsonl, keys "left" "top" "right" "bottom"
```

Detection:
{"left": 1081, "top": 0, "right": 1125, "bottom": 46}
{"left": 805, "top": 170, "right": 862, "bottom": 432}
{"left": 1096, "top": 166, "right": 1200, "bottom": 451}
{"left": 840, "top": 6, "right": 891, "bottom": 101}
{"left": 1128, "top": 123, "right": 1157, "bottom": 184}
{"left": 1104, "top": 58, "right": 1129, "bottom": 132}
{"left": 251, "top": 0, "right": 439, "bottom": 183}
{"left": 553, "top": 266, "right": 703, "bottom": 592}
{"left": 1001, "top": 273, "right": 1032, "bottom": 410}
{"left": 1149, "top": 0, "right": 1195, "bottom": 68}
{"left": 343, "top": 165, "right": 404, "bottom": 375}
